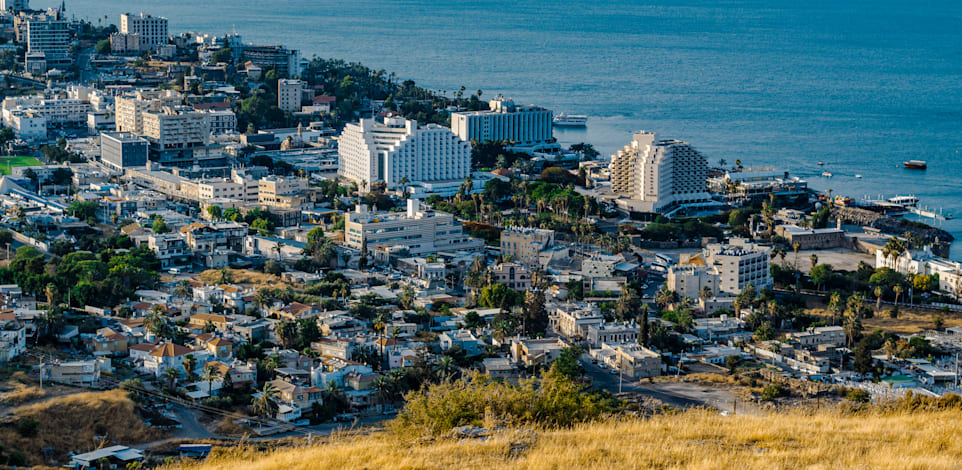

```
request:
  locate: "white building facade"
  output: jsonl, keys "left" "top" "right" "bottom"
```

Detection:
{"left": 338, "top": 117, "right": 471, "bottom": 193}
{"left": 609, "top": 131, "right": 710, "bottom": 213}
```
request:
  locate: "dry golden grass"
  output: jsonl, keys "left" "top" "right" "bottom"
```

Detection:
{"left": 806, "top": 307, "right": 962, "bottom": 335}
{"left": 0, "top": 389, "right": 161, "bottom": 466}
{"left": 0, "top": 382, "right": 46, "bottom": 405}
{"left": 167, "top": 408, "right": 962, "bottom": 470}
{"left": 197, "top": 268, "right": 290, "bottom": 288}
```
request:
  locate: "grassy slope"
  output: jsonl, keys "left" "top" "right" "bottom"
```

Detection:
{"left": 172, "top": 409, "right": 962, "bottom": 470}
{"left": 0, "top": 389, "right": 161, "bottom": 466}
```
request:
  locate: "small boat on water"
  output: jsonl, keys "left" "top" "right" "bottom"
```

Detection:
{"left": 821, "top": 171, "right": 833, "bottom": 177}
{"left": 817, "top": 161, "right": 825, "bottom": 166}
{"left": 855, "top": 174, "right": 862, "bottom": 178}
{"left": 903, "top": 160, "right": 927, "bottom": 170}
{"left": 553, "top": 113, "right": 588, "bottom": 127}
{"left": 887, "top": 195, "right": 919, "bottom": 207}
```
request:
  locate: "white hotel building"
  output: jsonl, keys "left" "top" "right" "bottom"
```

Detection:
{"left": 338, "top": 117, "right": 471, "bottom": 194}
{"left": 120, "top": 12, "right": 169, "bottom": 49}
{"left": 450, "top": 98, "right": 553, "bottom": 150}
{"left": 608, "top": 131, "right": 711, "bottom": 213}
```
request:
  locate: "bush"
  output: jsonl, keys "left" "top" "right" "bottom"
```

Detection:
{"left": 392, "top": 369, "right": 619, "bottom": 437}
{"left": 16, "top": 418, "right": 39, "bottom": 437}
{"left": 846, "top": 388, "right": 871, "bottom": 404}
{"left": 760, "top": 385, "right": 787, "bottom": 402}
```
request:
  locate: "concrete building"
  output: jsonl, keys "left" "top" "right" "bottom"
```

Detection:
{"left": 119, "top": 12, "right": 169, "bottom": 49}
{"left": 344, "top": 199, "right": 484, "bottom": 257}
{"left": 2, "top": 95, "right": 92, "bottom": 126}
{"left": 500, "top": 226, "right": 554, "bottom": 266}
{"left": 608, "top": 131, "right": 710, "bottom": 213}
{"left": 141, "top": 107, "right": 211, "bottom": 166}
{"left": 26, "top": 15, "right": 71, "bottom": 67}
{"left": 101, "top": 132, "right": 149, "bottom": 169}
{"left": 703, "top": 238, "right": 772, "bottom": 294}
{"left": 592, "top": 343, "right": 660, "bottom": 379}
{"left": 450, "top": 97, "right": 553, "bottom": 150}
{"left": 338, "top": 117, "right": 471, "bottom": 193}
{"left": 5, "top": 109, "right": 45, "bottom": 140}
{"left": 241, "top": 45, "right": 299, "bottom": 77}
{"left": 551, "top": 305, "right": 604, "bottom": 339}
{"left": 115, "top": 89, "right": 184, "bottom": 135}
{"left": 587, "top": 321, "right": 639, "bottom": 348}
{"left": 666, "top": 263, "right": 718, "bottom": 301}
{"left": 258, "top": 175, "right": 307, "bottom": 209}
{"left": 788, "top": 326, "right": 845, "bottom": 349}
{"left": 277, "top": 79, "right": 305, "bottom": 112}
{"left": 776, "top": 223, "right": 845, "bottom": 250}
{"left": 489, "top": 263, "right": 531, "bottom": 291}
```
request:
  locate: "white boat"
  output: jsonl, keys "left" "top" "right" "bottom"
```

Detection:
{"left": 855, "top": 174, "right": 862, "bottom": 178}
{"left": 887, "top": 195, "right": 919, "bottom": 207}
{"left": 817, "top": 161, "right": 825, "bottom": 166}
{"left": 553, "top": 113, "right": 588, "bottom": 127}
{"left": 821, "top": 171, "right": 833, "bottom": 177}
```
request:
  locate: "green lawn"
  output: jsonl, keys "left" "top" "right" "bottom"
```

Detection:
{"left": 0, "top": 156, "right": 43, "bottom": 175}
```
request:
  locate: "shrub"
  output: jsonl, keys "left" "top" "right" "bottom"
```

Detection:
{"left": 392, "top": 370, "right": 619, "bottom": 437}
{"left": 760, "top": 385, "right": 787, "bottom": 402}
{"left": 16, "top": 418, "right": 39, "bottom": 437}
{"left": 846, "top": 389, "right": 871, "bottom": 404}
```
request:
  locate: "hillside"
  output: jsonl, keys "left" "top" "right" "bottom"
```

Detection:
{"left": 0, "top": 389, "right": 161, "bottom": 466}
{"left": 170, "top": 408, "right": 962, "bottom": 470}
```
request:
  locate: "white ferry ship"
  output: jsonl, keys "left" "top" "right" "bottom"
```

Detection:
{"left": 553, "top": 113, "right": 588, "bottom": 127}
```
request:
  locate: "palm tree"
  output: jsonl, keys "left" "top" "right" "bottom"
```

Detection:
{"left": 182, "top": 354, "right": 196, "bottom": 382}
{"left": 163, "top": 367, "right": 178, "bottom": 391}
{"left": 174, "top": 280, "right": 192, "bottom": 302}
{"left": 252, "top": 382, "right": 279, "bottom": 419}
{"left": 202, "top": 363, "right": 221, "bottom": 396}
{"left": 893, "top": 285, "right": 904, "bottom": 308}
{"left": 391, "top": 326, "right": 401, "bottom": 354}
{"left": 874, "top": 286, "right": 884, "bottom": 314}
{"left": 699, "top": 285, "right": 714, "bottom": 303}
{"left": 792, "top": 242, "right": 801, "bottom": 272}
{"left": 810, "top": 254, "right": 818, "bottom": 270}
{"left": 437, "top": 355, "right": 457, "bottom": 380}
{"left": 828, "top": 292, "right": 843, "bottom": 326}
{"left": 44, "top": 283, "right": 58, "bottom": 306}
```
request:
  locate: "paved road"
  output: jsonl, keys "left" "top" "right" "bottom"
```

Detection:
{"left": 584, "top": 362, "right": 752, "bottom": 414}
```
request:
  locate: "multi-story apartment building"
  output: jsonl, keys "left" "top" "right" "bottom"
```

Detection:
{"left": 200, "top": 108, "right": 237, "bottom": 134}
{"left": 115, "top": 89, "right": 183, "bottom": 135}
{"left": 608, "top": 131, "right": 710, "bottom": 213}
{"left": 119, "top": 12, "right": 168, "bottom": 49}
{"left": 593, "top": 343, "right": 660, "bottom": 379}
{"left": 500, "top": 226, "right": 554, "bottom": 266}
{"left": 258, "top": 175, "right": 307, "bottom": 208}
{"left": 5, "top": 109, "right": 45, "bottom": 140}
{"left": 1, "top": 95, "right": 91, "bottom": 125}
{"left": 338, "top": 117, "right": 471, "bottom": 193}
{"left": 551, "top": 304, "right": 604, "bottom": 339}
{"left": 141, "top": 107, "right": 211, "bottom": 166}
{"left": 277, "top": 79, "right": 305, "bottom": 112}
{"left": 26, "top": 15, "right": 71, "bottom": 67}
{"left": 240, "top": 45, "right": 299, "bottom": 77}
{"left": 344, "top": 199, "right": 484, "bottom": 257}
{"left": 450, "top": 97, "right": 553, "bottom": 149}
{"left": 101, "top": 132, "right": 149, "bottom": 169}
{"left": 703, "top": 238, "right": 772, "bottom": 294}
{"left": 489, "top": 263, "right": 531, "bottom": 291}
{"left": 666, "top": 263, "right": 719, "bottom": 301}
{"left": 146, "top": 233, "right": 189, "bottom": 269}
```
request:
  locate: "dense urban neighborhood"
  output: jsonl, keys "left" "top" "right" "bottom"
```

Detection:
{"left": 1, "top": 2, "right": 962, "bottom": 469}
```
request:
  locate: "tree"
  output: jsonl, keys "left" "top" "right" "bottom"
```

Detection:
{"left": 182, "top": 354, "right": 196, "bottom": 381}
{"left": 614, "top": 285, "right": 640, "bottom": 321}
{"left": 163, "top": 367, "right": 178, "bottom": 391}
{"left": 522, "top": 289, "right": 548, "bottom": 335}
{"left": 724, "top": 355, "right": 741, "bottom": 375}
{"left": 264, "top": 259, "right": 283, "bottom": 275}
{"left": 67, "top": 200, "right": 100, "bottom": 221}
{"left": 209, "top": 47, "right": 232, "bottom": 64}
{"left": 206, "top": 205, "right": 222, "bottom": 221}
{"left": 477, "top": 283, "right": 522, "bottom": 309}
{"left": 853, "top": 338, "right": 875, "bottom": 376}
{"left": 152, "top": 216, "right": 170, "bottom": 234}
{"left": 638, "top": 304, "right": 650, "bottom": 347}
{"left": 809, "top": 264, "right": 833, "bottom": 292}
{"left": 202, "top": 363, "right": 221, "bottom": 396}
{"left": 95, "top": 38, "right": 111, "bottom": 54}
{"left": 933, "top": 314, "right": 945, "bottom": 331}
{"left": 252, "top": 382, "right": 279, "bottom": 418}
{"left": 277, "top": 320, "right": 298, "bottom": 349}
{"left": 874, "top": 286, "right": 884, "bottom": 315}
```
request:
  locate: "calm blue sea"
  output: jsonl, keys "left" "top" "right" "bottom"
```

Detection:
{"left": 44, "top": 0, "right": 962, "bottom": 258}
